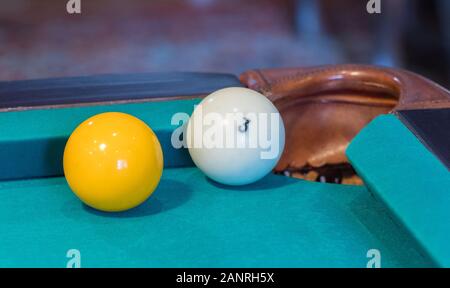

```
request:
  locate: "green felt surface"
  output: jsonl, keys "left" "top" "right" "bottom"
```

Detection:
{"left": 347, "top": 114, "right": 450, "bottom": 267}
{"left": 0, "top": 99, "right": 200, "bottom": 180}
{"left": 0, "top": 98, "right": 440, "bottom": 267}
{"left": 0, "top": 167, "right": 433, "bottom": 268}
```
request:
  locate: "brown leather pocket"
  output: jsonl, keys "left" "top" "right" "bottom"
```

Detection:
{"left": 240, "top": 65, "right": 450, "bottom": 184}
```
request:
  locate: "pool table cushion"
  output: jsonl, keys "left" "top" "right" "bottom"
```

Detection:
{"left": 0, "top": 99, "right": 200, "bottom": 180}
{"left": 0, "top": 72, "right": 244, "bottom": 180}
{"left": 346, "top": 112, "right": 450, "bottom": 267}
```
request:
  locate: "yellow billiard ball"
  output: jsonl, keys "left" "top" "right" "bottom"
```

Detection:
{"left": 63, "top": 112, "right": 163, "bottom": 212}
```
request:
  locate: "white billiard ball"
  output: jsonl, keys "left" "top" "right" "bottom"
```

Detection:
{"left": 186, "top": 87, "right": 285, "bottom": 185}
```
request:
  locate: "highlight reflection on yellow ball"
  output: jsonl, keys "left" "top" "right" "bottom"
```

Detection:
{"left": 63, "top": 112, "right": 163, "bottom": 212}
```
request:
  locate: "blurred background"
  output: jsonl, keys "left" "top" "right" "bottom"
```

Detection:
{"left": 0, "top": 0, "right": 449, "bottom": 87}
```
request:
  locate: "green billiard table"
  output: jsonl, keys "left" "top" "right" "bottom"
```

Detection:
{"left": 0, "top": 69, "right": 448, "bottom": 268}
